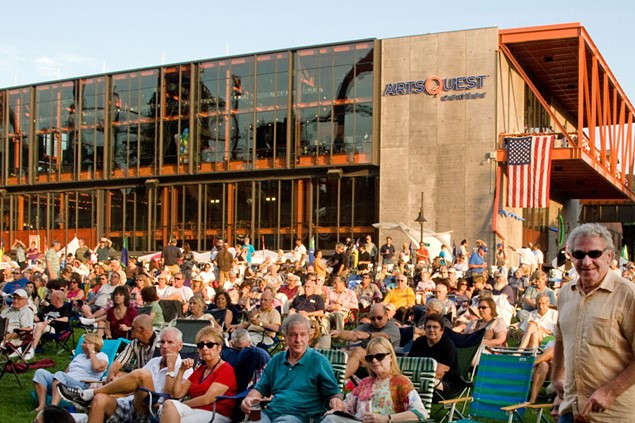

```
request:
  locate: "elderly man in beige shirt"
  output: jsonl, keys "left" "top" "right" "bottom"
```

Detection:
{"left": 552, "top": 223, "right": 635, "bottom": 422}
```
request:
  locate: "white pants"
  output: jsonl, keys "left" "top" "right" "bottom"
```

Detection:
{"left": 164, "top": 399, "right": 232, "bottom": 423}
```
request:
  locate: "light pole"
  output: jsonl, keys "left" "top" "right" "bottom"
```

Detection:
{"left": 414, "top": 192, "right": 427, "bottom": 244}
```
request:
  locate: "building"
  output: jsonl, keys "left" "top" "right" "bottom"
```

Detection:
{"left": 0, "top": 22, "right": 633, "bottom": 262}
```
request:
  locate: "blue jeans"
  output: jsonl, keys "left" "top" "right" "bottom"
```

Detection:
{"left": 252, "top": 412, "right": 305, "bottom": 423}
{"left": 558, "top": 412, "right": 574, "bottom": 423}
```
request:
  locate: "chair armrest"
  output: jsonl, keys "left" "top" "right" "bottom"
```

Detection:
{"left": 525, "top": 403, "right": 554, "bottom": 410}
{"left": 501, "top": 401, "right": 531, "bottom": 412}
{"left": 438, "top": 396, "right": 472, "bottom": 405}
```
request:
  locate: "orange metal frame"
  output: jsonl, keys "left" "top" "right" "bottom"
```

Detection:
{"left": 499, "top": 23, "right": 635, "bottom": 199}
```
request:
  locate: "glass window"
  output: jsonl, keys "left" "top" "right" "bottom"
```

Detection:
{"left": 79, "top": 78, "right": 106, "bottom": 177}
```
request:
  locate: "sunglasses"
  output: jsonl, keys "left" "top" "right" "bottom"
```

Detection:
{"left": 196, "top": 341, "right": 219, "bottom": 349}
{"left": 365, "top": 352, "right": 390, "bottom": 362}
{"left": 370, "top": 315, "right": 385, "bottom": 321}
{"left": 478, "top": 306, "right": 489, "bottom": 310}
{"left": 571, "top": 249, "right": 606, "bottom": 260}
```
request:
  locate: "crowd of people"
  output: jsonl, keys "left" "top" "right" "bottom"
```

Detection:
{"left": 1, "top": 226, "right": 634, "bottom": 422}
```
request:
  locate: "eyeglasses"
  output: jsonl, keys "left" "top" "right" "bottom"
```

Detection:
{"left": 370, "top": 315, "right": 385, "bottom": 321}
{"left": 364, "top": 352, "right": 390, "bottom": 362}
{"left": 477, "top": 306, "right": 489, "bottom": 310}
{"left": 425, "top": 325, "right": 442, "bottom": 330}
{"left": 571, "top": 249, "right": 607, "bottom": 260}
{"left": 196, "top": 341, "right": 219, "bottom": 349}
{"left": 174, "top": 277, "right": 183, "bottom": 280}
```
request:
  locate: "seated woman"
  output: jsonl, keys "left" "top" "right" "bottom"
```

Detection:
{"left": 323, "top": 337, "right": 428, "bottom": 422}
{"left": 32, "top": 333, "right": 108, "bottom": 412}
{"left": 104, "top": 286, "right": 138, "bottom": 340}
{"left": 462, "top": 297, "right": 507, "bottom": 348}
{"left": 409, "top": 314, "right": 462, "bottom": 397}
{"left": 210, "top": 291, "right": 233, "bottom": 331}
{"left": 518, "top": 293, "right": 558, "bottom": 350}
{"left": 65, "top": 274, "right": 85, "bottom": 306}
{"left": 187, "top": 296, "right": 220, "bottom": 326}
{"left": 140, "top": 286, "right": 164, "bottom": 328}
{"left": 160, "top": 326, "right": 238, "bottom": 423}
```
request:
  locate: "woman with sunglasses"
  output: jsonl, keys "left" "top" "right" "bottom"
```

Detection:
{"left": 323, "top": 337, "right": 427, "bottom": 422}
{"left": 463, "top": 297, "right": 507, "bottom": 348}
{"left": 161, "top": 326, "right": 238, "bottom": 423}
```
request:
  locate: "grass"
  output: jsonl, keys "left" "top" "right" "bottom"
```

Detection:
{"left": 0, "top": 330, "right": 76, "bottom": 423}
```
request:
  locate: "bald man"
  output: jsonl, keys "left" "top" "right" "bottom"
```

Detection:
{"left": 106, "top": 315, "right": 159, "bottom": 381}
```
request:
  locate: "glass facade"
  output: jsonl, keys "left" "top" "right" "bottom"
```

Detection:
{"left": 0, "top": 40, "right": 378, "bottom": 252}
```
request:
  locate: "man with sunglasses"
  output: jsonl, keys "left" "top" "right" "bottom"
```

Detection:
{"left": 331, "top": 303, "right": 401, "bottom": 379}
{"left": 552, "top": 223, "right": 635, "bottom": 422}
{"left": 59, "top": 326, "right": 193, "bottom": 422}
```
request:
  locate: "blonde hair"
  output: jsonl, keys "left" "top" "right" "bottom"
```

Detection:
{"left": 195, "top": 325, "right": 224, "bottom": 345}
{"left": 364, "top": 337, "right": 401, "bottom": 378}
{"left": 83, "top": 333, "right": 104, "bottom": 352}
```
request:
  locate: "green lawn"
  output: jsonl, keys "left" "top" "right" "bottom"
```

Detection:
{"left": 0, "top": 331, "right": 75, "bottom": 423}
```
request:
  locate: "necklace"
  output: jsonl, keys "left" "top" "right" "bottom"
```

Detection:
{"left": 200, "top": 357, "right": 222, "bottom": 383}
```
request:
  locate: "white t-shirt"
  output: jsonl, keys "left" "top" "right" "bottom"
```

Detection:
{"left": 293, "top": 244, "right": 307, "bottom": 264}
{"left": 95, "top": 284, "right": 116, "bottom": 307}
{"left": 67, "top": 352, "right": 109, "bottom": 381}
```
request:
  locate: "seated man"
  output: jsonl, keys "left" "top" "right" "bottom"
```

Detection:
{"left": 518, "top": 293, "right": 558, "bottom": 350}
{"left": 516, "top": 271, "right": 556, "bottom": 323}
{"left": 58, "top": 327, "right": 193, "bottom": 423}
{"left": 1, "top": 288, "right": 35, "bottom": 353}
{"left": 30, "top": 290, "right": 71, "bottom": 359}
{"left": 382, "top": 275, "right": 415, "bottom": 323}
{"left": 326, "top": 276, "right": 358, "bottom": 332}
{"left": 241, "top": 314, "right": 343, "bottom": 423}
{"left": 232, "top": 290, "right": 281, "bottom": 347}
{"left": 105, "top": 314, "right": 160, "bottom": 381}
{"left": 353, "top": 273, "right": 382, "bottom": 310}
{"left": 222, "top": 328, "right": 271, "bottom": 392}
{"left": 331, "top": 303, "right": 401, "bottom": 379}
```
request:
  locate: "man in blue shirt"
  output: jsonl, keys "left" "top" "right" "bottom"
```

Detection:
{"left": 241, "top": 314, "right": 343, "bottom": 423}
{"left": 468, "top": 246, "right": 488, "bottom": 276}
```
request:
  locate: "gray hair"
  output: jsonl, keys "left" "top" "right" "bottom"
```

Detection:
{"left": 160, "top": 326, "right": 183, "bottom": 343}
{"left": 535, "top": 292, "right": 550, "bottom": 303}
{"left": 282, "top": 314, "right": 310, "bottom": 334}
{"left": 231, "top": 328, "right": 251, "bottom": 345}
{"left": 426, "top": 299, "right": 444, "bottom": 313}
{"left": 567, "top": 223, "right": 615, "bottom": 253}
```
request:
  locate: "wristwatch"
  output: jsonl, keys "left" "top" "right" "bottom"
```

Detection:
{"left": 167, "top": 370, "right": 176, "bottom": 378}
{"left": 259, "top": 321, "right": 264, "bottom": 327}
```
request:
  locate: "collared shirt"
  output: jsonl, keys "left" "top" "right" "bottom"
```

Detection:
{"left": 520, "top": 308, "right": 558, "bottom": 333}
{"left": 355, "top": 320, "right": 401, "bottom": 348}
{"left": 328, "top": 288, "right": 358, "bottom": 313}
{"left": 247, "top": 307, "right": 281, "bottom": 339}
{"left": 383, "top": 286, "right": 415, "bottom": 309}
{"left": 290, "top": 294, "right": 325, "bottom": 313}
{"left": 556, "top": 271, "right": 635, "bottom": 421}
{"left": 253, "top": 348, "right": 340, "bottom": 423}
{"left": 114, "top": 332, "right": 160, "bottom": 371}
{"left": 1, "top": 305, "right": 34, "bottom": 333}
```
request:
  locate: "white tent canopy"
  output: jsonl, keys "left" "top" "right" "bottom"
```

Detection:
{"left": 372, "top": 222, "right": 453, "bottom": 260}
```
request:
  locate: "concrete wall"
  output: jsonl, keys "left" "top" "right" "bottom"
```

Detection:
{"left": 378, "top": 28, "right": 499, "bottom": 253}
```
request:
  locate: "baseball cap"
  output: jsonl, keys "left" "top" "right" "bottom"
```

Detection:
{"left": 13, "top": 289, "right": 28, "bottom": 298}
{"left": 479, "top": 246, "right": 488, "bottom": 253}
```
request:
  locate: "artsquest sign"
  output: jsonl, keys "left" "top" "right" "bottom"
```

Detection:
{"left": 383, "top": 74, "right": 488, "bottom": 101}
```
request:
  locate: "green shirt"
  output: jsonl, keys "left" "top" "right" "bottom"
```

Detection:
{"left": 254, "top": 347, "right": 340, "bottom": 422}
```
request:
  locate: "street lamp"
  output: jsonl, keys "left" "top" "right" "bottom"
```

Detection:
{"left": 414, "top": 192, "right": 427, "bottom": 244}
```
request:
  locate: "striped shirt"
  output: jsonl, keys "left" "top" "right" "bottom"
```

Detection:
{"left": 115, "top": 332, "right": 159, "bottom": 370}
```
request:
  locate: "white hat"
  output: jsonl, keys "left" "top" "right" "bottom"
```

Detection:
{"left": 12, "top": 289, "right": 28, "bottom": 298}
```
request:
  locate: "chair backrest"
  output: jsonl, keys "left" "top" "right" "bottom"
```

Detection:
{"left": 73, "top": 335, "right": 130, "bottom": 380}
{"left": 469, "top": 353, "right": 535, "bottom": 421}
{"left": 159, "top": 300, "right": 184, "bottom": 323}
{"left": 396, "top": 356, "right": 437, "bottom": 414}
{"left": 444, "top": 327, "right": 486, "bottom": 378}
{"left": 316, "top": 348, "right": 348, "bottom": 390}
{"left": 174, "top": 319, "right": 212, "bottom": 358}
{"left": 136, "top": 306, "right": 153, "bottom": 316}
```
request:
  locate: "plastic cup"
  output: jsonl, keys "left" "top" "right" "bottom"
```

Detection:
{"left": 249, "top": 403, "right": 262, "bottom": 421}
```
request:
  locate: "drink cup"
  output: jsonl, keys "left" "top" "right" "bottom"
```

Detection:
{"left": 249, "top": 403, "right": 262, "bottom": 421}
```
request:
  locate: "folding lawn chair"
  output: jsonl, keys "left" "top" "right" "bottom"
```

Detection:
{"left": 396, "top": 356, "right": 437, "bottom": 419}
{"left": 0, "top": 317, "right": 34, "bottom": 388}
{"left": 439, "top": 351, "right": 551, "bottom": 422}
{"left": 316, "top": 348, "right": 348, "bottom": 390}
{"left": 40, "top": 322, "right": 75, "bottom": 355}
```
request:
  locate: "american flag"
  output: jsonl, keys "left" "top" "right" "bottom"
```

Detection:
{"left": 506, "top": 135, "right": 554, "bottom": 208}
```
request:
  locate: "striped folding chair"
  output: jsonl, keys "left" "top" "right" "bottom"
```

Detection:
{"left": 316, "top": 348, "right": 348, "bottom": 390}
{"left": 440, "top": 352, "right": 550, "bottom": 422}
{"left": 396, "top": 356, "right": 437, "bottom": 417}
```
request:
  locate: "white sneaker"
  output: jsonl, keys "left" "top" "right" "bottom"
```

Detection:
{"left": 8, "top": 347, "right": 22, "bottom": 359}
{"left": 79, "top": 317, "right": 96, "bottom": 326}
{"left": 23, "top": 348, "right": 34, "bottom": 361}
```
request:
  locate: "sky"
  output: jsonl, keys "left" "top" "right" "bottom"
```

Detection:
{"left": 2, "top": 0, "right": 635, "bottom": 98}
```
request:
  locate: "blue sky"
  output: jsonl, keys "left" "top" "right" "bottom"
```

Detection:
{"left": 2, "top": 0, "right": 635, "bottom": 98}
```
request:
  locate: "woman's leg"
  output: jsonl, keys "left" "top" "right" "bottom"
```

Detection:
{"left": 159, "top": 399, "right": 181, "bottom": 423}
{"left": 32, "top": 369, "right": 55, "bottom": 412}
